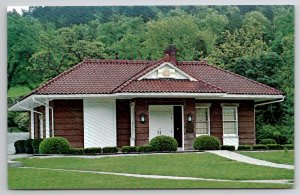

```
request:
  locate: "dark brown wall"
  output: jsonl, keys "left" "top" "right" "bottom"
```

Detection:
{"left": 116, "top": 100, "right": 131, "bottom": 147}
{"left": 196, "top": 100, "right": 255, "bottom": 145}
{"left": 238, "top": 101, "right": 255, "bottom": 145}
{"left": 53, "top": 100, "right": 84, "bottom": 147}
{"left": 133, "top": 98, "right": 196, "bottom": 149}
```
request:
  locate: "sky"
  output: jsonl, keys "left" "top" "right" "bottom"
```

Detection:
{"left": 7, "top": 6, "right": 29, "bottom": 14}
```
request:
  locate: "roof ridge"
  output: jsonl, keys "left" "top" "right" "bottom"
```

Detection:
{"left": 112, "top": 59, "right": 164, "bottom": 93}
{"left": 83, "top": 58, "right": 152, "bottom": 64}
{"left": 33, "top": 60, "right": 87, "bottom": 94}
{"left": 202, "top": 63, "right": 283, "bottom": 94}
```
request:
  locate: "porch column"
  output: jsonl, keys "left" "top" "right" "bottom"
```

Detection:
{"left": 130, "top": 102, "right": 135, "bottom": 146}
{"left": 45, "top": 101, "right": 50, "bottom": 138}
{"left": 30, "top": 111, "right": 34, "bottom": 139}
{"left": 39, "top": 114, "right": 43, "bottom": 138}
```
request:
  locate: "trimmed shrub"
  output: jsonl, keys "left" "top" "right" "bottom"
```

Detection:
{"left": 266, "top": 144, "right": 284, "bottom": 150}
{"left": 121, "top": 146, "right": 137, "bottom": 153}
{"left": 102, "top": 146, "right": 118, "bottom": 154}
{"left": 252, "top": 144, "right": 267, "bottom": 150}
{"left": 283, "top": 144, "right": 294, "bottom": 150}
{"left": 84, "top": 147, "right": 102, "bottom": 154}
{"left": 237, "top": 145, "right": 252, "bottom": 150}
{"left": 32, "top": 138, "right": 44, "bottom": 154}
{"left": 137, "top": 145, "right": 153, "bottom": 153}
{"left": 39, "top": 137, "right": 70, "bottom": 154}
{"left": 259, "top": 138, "right": 277, "bottom": 145}
{"left": 14, "top": 140, "right": 26, "bottom": 153}
{"left": 24, "top": 139, "right": 34, "bottom": 154}
{"left": 149, "top": 135, "right": 178, "bottom": 152}
{"left": 220, "top": 145, "right": 235, "bottom": 151}
{"left": 193, "top": 135, "right": 220, "bottom": 150}
{"left": 68, "top": 148, "right": 84, "bottom": 155}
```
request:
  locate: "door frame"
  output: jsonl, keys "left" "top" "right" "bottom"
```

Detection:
{"left": 148, "top": 104, "right": 185, "bottom": 150}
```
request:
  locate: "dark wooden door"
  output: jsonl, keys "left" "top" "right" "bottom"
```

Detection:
{"left": 173, "top": 106, "right": 182, "bottom": 147}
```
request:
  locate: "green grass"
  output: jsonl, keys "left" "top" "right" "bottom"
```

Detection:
{"left": 8, "top": 168, "right": 292, "bottom": 189}
{"left": 16, "top": 153, "right": 294, "bottom": 180}
{"left": 238, "top": 150, "right": 294, "bottom": 165}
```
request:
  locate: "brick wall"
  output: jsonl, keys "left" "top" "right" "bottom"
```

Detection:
{"left": 196, "top": 100, "right": 255, "bottom": 145}
{"left": 116, "top": 100, "right": 131, "bottom": 147}
{"left": 53, "top": 100, "right": 84, "bottom": 147}
{"left": 133, "top": 98, "right": 196, "bottom": 149}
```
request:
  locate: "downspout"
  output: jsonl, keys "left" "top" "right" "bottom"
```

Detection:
{"left": 32, "top": 97, "right": 55, "bottom": 137}
{"left": 254, "top": 97, "right": 285, "bottom": 107}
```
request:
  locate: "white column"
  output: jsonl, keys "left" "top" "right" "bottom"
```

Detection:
{"left": 30, "top": 111, "right": 34, "bottom": 139}
{"left": 130, "top": 102, "right": 135, "bottom": 146}
{"left": 45, "top": 101, "right": 50, "bottom": 138}
{"left": 39, "top": 114, "right": 43, "bottom": 138}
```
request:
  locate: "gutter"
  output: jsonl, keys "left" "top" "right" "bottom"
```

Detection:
{"left": 254, "top": 96, "right": 285, "bottom": 107}
{"left": 32, "top": 97, "right": 55, "bottom": 137}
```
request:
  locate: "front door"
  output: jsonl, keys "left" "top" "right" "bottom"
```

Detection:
{"left": 173, "top": 106, "right": 182, "bottom": 147}
{"left": 149, "top": 105, "right": 173, "bottom": 141}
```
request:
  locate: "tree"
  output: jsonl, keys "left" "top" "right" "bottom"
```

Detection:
{"left": 29, "top": 26, "right": 106, "bottom": 83}
{"left": 142, "top": 15, "right": 200, "bottom": 60}
{"left": 7, "top": 11, "right": 44, "bottom": 88}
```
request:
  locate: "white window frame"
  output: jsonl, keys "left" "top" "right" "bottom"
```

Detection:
{"left": 195, "top": 103, "right": 211, "bottom": 136}
{"left": 222, "top": 105, "right": 238, "bottom": 137}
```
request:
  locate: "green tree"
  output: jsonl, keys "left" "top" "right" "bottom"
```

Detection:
{"left": 7, "top": 11, "right": 44, "bottom": 88}
{"left": 142, "top": 15, "right": 199, "bottom": 60}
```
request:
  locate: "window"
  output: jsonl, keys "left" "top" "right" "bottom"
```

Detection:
{"left": 222, "top": 107, "right": 238, "bottom": 135}
{"left": 195, "top": 106, "right": 210, "bottom": 135}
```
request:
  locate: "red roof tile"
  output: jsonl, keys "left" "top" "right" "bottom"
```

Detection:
{"left": 32, "top": 58, "right": 283, "bottom": 96}
{"left": 120, "top": 79, "right": 224, "bottom": 93}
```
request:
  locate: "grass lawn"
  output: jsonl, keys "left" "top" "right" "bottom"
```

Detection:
{"left": 8, "top": 168, "right": 293, "bottom": 189}
{"left": 238, "top": 150, "right": 294, "bottom": 165}
{"left": 16, "top": 153, "right": 294, "bottom": 180}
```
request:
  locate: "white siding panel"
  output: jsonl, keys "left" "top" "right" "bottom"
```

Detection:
{"left": 84, "top": 98, "right": 116, "bottom": 148}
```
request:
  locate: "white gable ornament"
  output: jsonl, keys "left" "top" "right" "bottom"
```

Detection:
{"left": 139, "top": 62, "right": 197, "bottom": 81}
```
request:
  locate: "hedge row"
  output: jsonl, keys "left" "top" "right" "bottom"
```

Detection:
{"left": 237, "top": 144, "right": 293, "bottom": 150}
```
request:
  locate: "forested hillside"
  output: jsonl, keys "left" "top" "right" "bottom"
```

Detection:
{"left": 7, "top": 6, "right": 294, "bottom": 143}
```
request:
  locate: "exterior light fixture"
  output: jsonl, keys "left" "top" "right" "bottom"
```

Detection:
{"left": 140, "top": 113, "right": 145, "bottom": 123}
{"left": 187, "top": 113, "right": 192, "bottom": 123}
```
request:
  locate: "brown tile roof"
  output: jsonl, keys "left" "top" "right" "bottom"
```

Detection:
{"left": 32, "top": 58, "right": 283, "bottom": 96}
{"left": 120, "top": 79, "right": 224, "bottom": 93}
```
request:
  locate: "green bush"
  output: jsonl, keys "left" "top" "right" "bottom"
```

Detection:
{"left": 14, "top": 112, "right": 29, "bottom": 132}
{"left": 136, "top": 145, "right": 153, "bottom": 153}
{"left": 266, "top": 144, "right": 284, "bottom": 150}
{"left": 31, "top": 138, "right": 44, "bottom": 154}
{"left": 39, "top": 137, "right": 70, "bottom": 154}
{"left": 24, "top": 139, "right": 34, "bottom": 154}
{"left": 252, "top": 144, "right": 267, "bottom": 150}
{"left": 256, "top": 125, "right": 289, "bottom": 145}
{"left": 193, "top": 135, "right": 220, "bottom": 150}
{"left": 102, "top": 146, "right": 118, "bottom": 154}
{"left": 259, "top": 138, "right": 277, "bottom": 145}
{"left": 68, "top": 148, "right": 84, "bottom": 155}
{"left": 121, "top": 146, "right": 137, "bottom": 153}
{"left": 237, "top": 145, "right": 252, "bottom": 150}
{"left": 220, "top": 145, "right": 235, "bottom": 151}
{"left": 14, "top": 140, "right": 26, "bottom": 153}
{"left": 283, "top": 144, "right": 294, "bottom": 150}
{"left": 149, "top": 135, "right": 178, "bottom": 152}
{"left": 84, "top": 147, "right": 102, "bottom": 154}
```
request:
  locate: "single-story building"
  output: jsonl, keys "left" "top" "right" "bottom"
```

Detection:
{"left": 9, "top": 47, "right": 284, "bottom": 150}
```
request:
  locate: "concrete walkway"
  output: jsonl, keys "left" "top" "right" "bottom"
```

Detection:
{"left": 207, "top": 150, "right": 294, "bottom": 170}
{"left": 19, "top": 166, "right": 293, "bottom": 185}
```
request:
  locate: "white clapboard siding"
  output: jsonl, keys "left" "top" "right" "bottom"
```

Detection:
{"left": 83, "top": 98, "right": 116, "bottom": 148}
{"left": 223, "top": 136, "right": 239, "bottom": 149}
